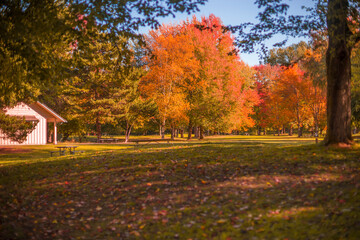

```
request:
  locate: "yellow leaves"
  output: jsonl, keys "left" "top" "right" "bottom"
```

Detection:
{"left": 217, "top": 219, "right": 227, "bottom": 224}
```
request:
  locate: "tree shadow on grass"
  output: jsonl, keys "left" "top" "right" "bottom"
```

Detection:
{"left": 0, "top": 141, "right": 359, "bottom": 239}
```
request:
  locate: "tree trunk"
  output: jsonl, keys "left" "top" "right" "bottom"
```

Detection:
{"left": 171, "top": 126, "right": 175, "bottom": 140}
{"left": 125, "top": 122, "right": 132, "bottom": 143}
{"left": 199, "top": 125, "right": 204, "bottom": 139}
{"left": 187, "top": 120, "right": 192, "bottom": 140}
{"left": 96, "top": 115, "right": 101, "bottom": 143}
{"left": 194, "top": 127, "right": 199, "bottom": 138}
{"left": 297, "top": 124, "right": 302, "bottom": 138}
{"left": 257, "top": 127, "right": 261, "bottom": 136}
{"left": 181, "top": 129, "right": 184, "bottom": 138}
{"left": 289, "top": 126, "right": 293, "bottom": 136}
{"left": 314, "top": 111, "right": 319, "bottom": 143}
{"left": 324, "top": 0, "right": 353, "bottom": 145}
{"left": 161, "top": 118, "right": 165, "bottom": 139}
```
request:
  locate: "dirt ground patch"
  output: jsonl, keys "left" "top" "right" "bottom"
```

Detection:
{"left": 0, "top": 148, "right": 32, "bottom": 154}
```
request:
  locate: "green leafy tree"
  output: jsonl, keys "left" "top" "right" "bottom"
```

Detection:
{"left": 0, "top": 113, "right": 37, "bottom": 143}
{"left": 265, "top": 41, "right": 309, "bottom": 67}
{"left": 0, "top": 0, "right": 207, "bottom": 142}
{"left": 116, "top": 63, "right": 157, "bottom": 143}
{"left": 58, "top": 118, "right": 88, "bottom": 142}
{"left": 63, "top": 33, "right": 131, "bottom": 142}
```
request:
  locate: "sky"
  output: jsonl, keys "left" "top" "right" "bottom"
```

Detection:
{"left": 139, "top": 0, "right": 315, "bottom": 66}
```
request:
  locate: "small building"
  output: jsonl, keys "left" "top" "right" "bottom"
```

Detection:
{"left": 0, "top": 102, "right": 66, "bottom": 145}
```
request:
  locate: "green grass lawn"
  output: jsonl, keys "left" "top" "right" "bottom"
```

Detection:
{"left": 1, "top": 136, "right": 359, "bottom": 239}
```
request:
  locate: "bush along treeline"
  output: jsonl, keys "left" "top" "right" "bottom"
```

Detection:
{"left": 42, "top": 15, "right": 360, "bottom": 142}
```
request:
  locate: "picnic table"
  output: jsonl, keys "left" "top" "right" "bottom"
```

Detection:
{"left": 51, "top": 146, "right": 81, "bottom": 156}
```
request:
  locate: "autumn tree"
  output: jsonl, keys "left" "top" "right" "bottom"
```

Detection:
{"left": 183, "top": 15, "right": 258, "bottom": 138}
{"left": 252, "top": 64, "right": 281, "bottom": 135}
{"left": 233, "top": 0, "right": 360, "bottom": 145}
{"left": 302, "top": 32, "right": 328, "bottom": 138}
{"left": 276, "top": 65, "right": 314, "bottom": 137}
{"left": 140, "top": 24, "right": 198, "bottom": 139}
{"left": 141, "top": 15, "right": 259, "bottom": 139}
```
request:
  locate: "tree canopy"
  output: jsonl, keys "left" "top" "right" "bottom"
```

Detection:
{"left": 0, "top": 0, "right": 208, "bottom": 108}
{"left": 232, "top": 0, "right": 360, "bottom": 145}
{"left": 0, "top": 0, "right": 207, "bottom": 141}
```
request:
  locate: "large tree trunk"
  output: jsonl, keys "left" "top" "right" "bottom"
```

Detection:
{"left": 187, "top": 120, "right": 192, "bottom": 140}
{"left": 194, "top": 127, "right": 199, "bottom": 138}
{"left": 297, "top": 124, "right": 302, "bottom": 138}
{"left": 199, "top": 125, "right": 204, "bottom": 139}
{"left": 171, "top": 126, "right": 175, "bottom": 140}
{"left": 324, "top": 0, "right": 353, "bottom": 145}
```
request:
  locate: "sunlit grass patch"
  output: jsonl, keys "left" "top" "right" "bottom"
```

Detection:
{"left": 0, "top": 136, "right": 359, "bottom": 239}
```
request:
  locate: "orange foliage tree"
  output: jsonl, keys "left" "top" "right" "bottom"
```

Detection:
{"left": 273, "top": 65, "right": 313, "bottom": 137}
{"left": 140, "top": 24, "right": 199, "bottom": 139}
{"left": 302, "top": 32, "right": 328, "bottom": 138}
{"left": 252, "top": 64, "right": 281, "bottom": 135}
{"left": 184, "top": 15, "right": 258, "bottom": 138}
{"left": 140, "top": 15, "right": 259, "bottom": 139}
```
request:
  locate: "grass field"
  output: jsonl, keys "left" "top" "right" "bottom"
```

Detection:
{"left": 1, "top": 135, "right": 359, "bottom": 239}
